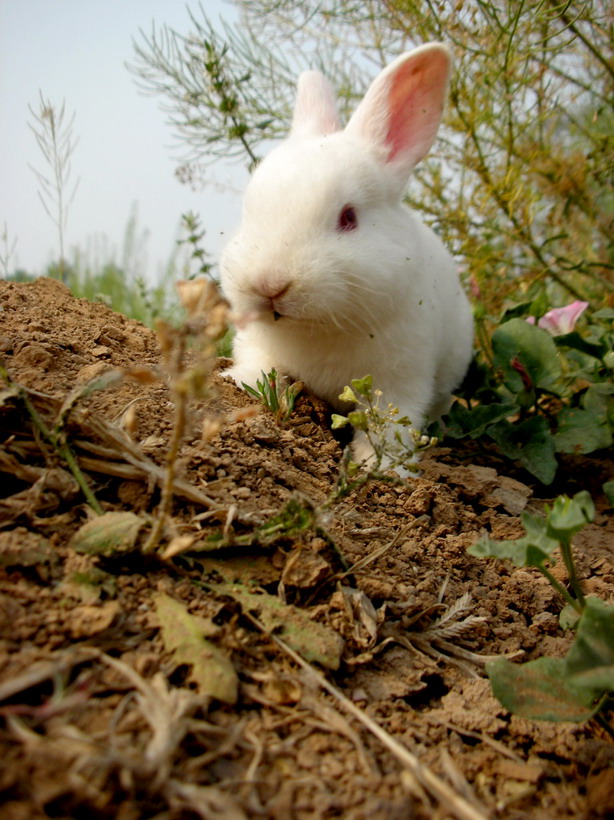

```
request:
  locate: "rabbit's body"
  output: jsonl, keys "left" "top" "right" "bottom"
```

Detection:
{"left": 221, "top": 44, "right": 473, "bottom": 468}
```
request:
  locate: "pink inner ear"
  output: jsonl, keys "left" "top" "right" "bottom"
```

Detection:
{"left": 385, "top": 54, "right": 447, "bottom": 166}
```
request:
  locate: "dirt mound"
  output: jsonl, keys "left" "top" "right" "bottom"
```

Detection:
{"left": 0, "top": 278, "right": 612, "bottom": 819}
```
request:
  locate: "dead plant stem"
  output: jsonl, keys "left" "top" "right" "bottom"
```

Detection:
{"left": 142, "top": 336, "right": 188, "bottom": 553}
{"left": 245, "top": 612, "right": 489, "bottom": 820}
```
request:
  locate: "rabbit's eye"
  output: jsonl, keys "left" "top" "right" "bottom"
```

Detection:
{"left": 337, "top": 205, "right": 358, "bottom": 233}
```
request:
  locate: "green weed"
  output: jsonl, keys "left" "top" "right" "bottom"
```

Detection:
{"left": 447, "top": 303, "right": 613, "bottom": 483}
{"left": 242, "top": 369, "right": 303, "bottom": 423}
{"left": 470, "top": 491, "right": 614, "bottom": 732}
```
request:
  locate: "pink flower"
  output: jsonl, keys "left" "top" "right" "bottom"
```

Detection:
{"left": 469, "top": 274, "right": 481, "bottom": 300}
{"left": 526, "top": 300, "right": 589, "bottom": 336}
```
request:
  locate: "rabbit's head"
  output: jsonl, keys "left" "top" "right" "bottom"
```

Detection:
{"left": 221, "top": 44, "right": 452, "bottom": 335}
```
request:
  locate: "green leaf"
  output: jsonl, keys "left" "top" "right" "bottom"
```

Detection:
{"left": 346, "top": 460, "right": 360, "bottom": 477}
{"left": 469, "top": 510, "right": 559, "bottom": 568}
{"left": 560, "top": 604, "right": 581, "bottom": 631}
{"left": 547, "top": 491, "right": 595, "bottom": 541}
{"left": 565, "top": 597, "right": 614, "bottom": 699}
{"left": 554, "top": 331, "right": 606, "bottom": 360}
{"left": 529, "top": 291, "right": 551, "bottom": 319}
{"left": 338, "top": 385, "right": 357, "bottom": 403}
{"left": 350, "top": 374, "right": 373, "bottom": 398}
{"left": 444, "top": 400, "right": 516, "bottom": 439}
{"left": 486, "top": 597, "right": 614, "bottom": 723}
{"left": 603, "top": 481, "right": 614, "bottom": 508}
{"left": 570, "top": 666, "right": 614, "bottom": 692}
{"left": 501, "top": 300, "right": 534, "bottom": 321}
{"left": 242, "top": 382, "right": 262, "bottom": 399}
{"left": 216, "top": 584, "right": 344, "bottom": 670}
{"left": 488, "top": 416, "right": 557, "bottom": 484}
{"left": 554, "top": 407, "right": 612, "bottom": 454}
{"left": 331, "top": 413, "right": 349, "bottom": 429}
{"left": 555, "top": 384, "right": 614, "bottom": 455}
{"left": 584, "top": 382, "right": 614, "bottom": 409}
{"left": 154, "top": 593, "right": 238, "bottom": 704}
{"left": 347, "top": 410, "right": 368, "bottom": 431}
{"left": 492, "top": 318, "right": 561, "bottom": 393}
{"left": 486, "top": 656, "right": 600, "bottom": 722}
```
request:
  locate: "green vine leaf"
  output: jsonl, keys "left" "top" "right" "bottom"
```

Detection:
{"left": 486, "top": 656, "right": 601, "bottom": 723}
{"left": 488, "top": 416, "right": 557, "bottom": 485}
{"left": 492, "top": 318, "right": 561, "bottom": 394}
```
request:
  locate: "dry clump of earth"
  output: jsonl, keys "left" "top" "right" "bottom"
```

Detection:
{"left": 0, "top": 277, "right": 612, "bottom": 820}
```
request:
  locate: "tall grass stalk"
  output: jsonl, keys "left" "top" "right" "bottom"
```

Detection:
{"left": 0, "top": 223, "right": 18, "bottom": 278}
{"left": 28, "top": 93, "right": 80, "bottom": 281}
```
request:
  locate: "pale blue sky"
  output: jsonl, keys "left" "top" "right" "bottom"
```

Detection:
{"left": 0, "top": 0, "right": 246, "bottom": 279}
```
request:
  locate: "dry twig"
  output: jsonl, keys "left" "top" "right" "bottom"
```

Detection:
{"left": 245, "top": 612, "right": 490, "bottom": 820}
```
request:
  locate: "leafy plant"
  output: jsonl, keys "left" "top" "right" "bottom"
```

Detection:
{"left": 131, "top": 14, "right": 270, "bottom": 175}
{"left": 446, "top": 303, "right": 613, "bottom": 483}
{"left": 470, "top": 491, "right": 614, "bottom": 729}
{"left": 176, "top": 211, "right": 213, "bottom": 279}
{"left": 331, "top": 375, "right": 436, "bottom": 495}
{"left": 242, "top": 368, "right": 303, "bottom": 423}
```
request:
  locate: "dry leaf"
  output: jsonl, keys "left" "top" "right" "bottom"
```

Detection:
{"left": 154, "top": 594, "right": 238, "bottom": 704}
{"left": 281, "top": 548, "right": 331, "bottom": 588}
{"left": 70, "top": 511, "right": 145, "bottom": 556}
{"left": 218, "top": 583, "right": 344, "bottom": 670}
{"left": 162, "top": 535, "right": 197, "bottom": 560}
{"left": 0, "top": 528, "right": 54, "bottom": 568}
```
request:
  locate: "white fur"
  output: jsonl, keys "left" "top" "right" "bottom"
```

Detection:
{"left": 220, "top": 44, "right": 474, "bottom": 470}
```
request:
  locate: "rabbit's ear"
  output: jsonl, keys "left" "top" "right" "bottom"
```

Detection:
{"left": 291, "top": 71, "right": 341, "bottom": 138}
{"left": 346, "top": 44, "right": 451, "bottom": 177}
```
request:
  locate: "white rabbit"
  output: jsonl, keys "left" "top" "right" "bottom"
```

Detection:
{"left": 220, "top": 43, "right": 473, "bottom": 471}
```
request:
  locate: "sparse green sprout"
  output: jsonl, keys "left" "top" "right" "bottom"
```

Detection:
{"left": 243, "top": 369, "right": 303, "bottom": 423}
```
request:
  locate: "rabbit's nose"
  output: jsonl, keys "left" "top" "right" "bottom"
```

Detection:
{"left": 254, "top": 278, "right": 291, "bottom": 301}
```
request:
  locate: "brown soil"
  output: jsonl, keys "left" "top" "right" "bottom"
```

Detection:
{"left": 0, "top": 277, "right": 612, "bottom": 820}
